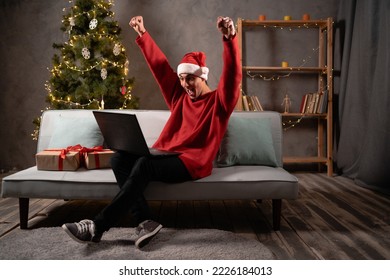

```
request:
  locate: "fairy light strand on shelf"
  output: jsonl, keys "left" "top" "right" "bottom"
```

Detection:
{"left": 246, "top": 46, "right": 321, "bottom": 81}
{"left": 282, "top": 116, "right": 304, "bottom": 131}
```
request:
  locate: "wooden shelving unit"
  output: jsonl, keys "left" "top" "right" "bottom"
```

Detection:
{"left": 237, "top": 17, "right": 334, "bottom": 176}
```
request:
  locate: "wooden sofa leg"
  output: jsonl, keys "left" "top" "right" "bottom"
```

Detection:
{"left": 272, "top": 199, "right": 282, "bottom": 231}
{"left": 19, "top": 198, "right": 29, "bottom": 229}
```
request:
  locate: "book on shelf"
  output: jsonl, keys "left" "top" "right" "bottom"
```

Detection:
{"left": 317, "top": 90, "right": 328, "bottom": 114}
{"left": 242, "top": 95, "right": 250, "bottom": 111}
{"left": 299, "top": 93, "right": 309, "bottom": 113}
{"left": 299, "top": 91, "right": 327, "bottom": 114}
{"left": 299, "top": 94, "right": 308, "bottom": 114}
{"left": 252, "top": 96, "right": 264, "bottom": 111}
{"left": 247, "top": 96, "right": 255, "bottom": 111}
{"left": 312, "top": 93, "right": 320, "bottom": 113}
{"left": 242, "top": 95, "right": 264, "bottom": 111}
{"left": 300, "top": 93, "right": 314, "bottom": 113}
{"left": 307, "top": 93, "right": 317, "bottom": 114}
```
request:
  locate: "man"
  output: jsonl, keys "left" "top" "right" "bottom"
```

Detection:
{"left": 62, "top": 15, "right": 241, "bottom": 249}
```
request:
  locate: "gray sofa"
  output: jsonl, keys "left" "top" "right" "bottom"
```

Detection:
{"left": 1, "top": 109, "right": 298, "bottom": 230}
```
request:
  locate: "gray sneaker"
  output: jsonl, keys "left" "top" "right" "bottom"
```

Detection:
{"left": 62, "top": 219, "right": 102, "bottom": 244}
{"left": 135, "top": 220, "right": 162, "bottom": 249}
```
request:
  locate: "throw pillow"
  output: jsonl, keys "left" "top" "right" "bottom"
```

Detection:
{"left": 48, "top": 116, "right": 103, "bottom": 148}
{"left": 216, "top": 117, "right": 278, "bottom": 167}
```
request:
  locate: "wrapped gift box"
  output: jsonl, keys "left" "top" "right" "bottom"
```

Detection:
{"left": 84, "top": 149, "right": 114, "bottom": 169}
{"left": 36, "top": 150, "right": 81, "bottom": 171}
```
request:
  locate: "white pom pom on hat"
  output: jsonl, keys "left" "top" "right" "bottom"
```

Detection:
{"left": 177, "top": 52, "right": 209, "bottom": 80}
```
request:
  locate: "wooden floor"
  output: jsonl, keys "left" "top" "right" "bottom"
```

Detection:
{"left": 1, "top": 172, "right": 389, "bottom": 260}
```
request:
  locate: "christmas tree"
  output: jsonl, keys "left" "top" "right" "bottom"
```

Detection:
{"left": 33, "top": 0, "right": 138, "bottom": 139}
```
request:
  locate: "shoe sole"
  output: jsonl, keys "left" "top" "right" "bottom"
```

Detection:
{"left": 135, "top": 224, "right": 163, "bottom": 249}
{"left": 62, "top": 224, "right": 95, "bottom": 244}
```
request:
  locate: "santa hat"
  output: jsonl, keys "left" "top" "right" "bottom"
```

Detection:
{"left": 177, "top": 52, "right": 209, "bottom": 80}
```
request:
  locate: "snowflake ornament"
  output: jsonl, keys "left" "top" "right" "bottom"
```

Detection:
{"left": 81, "top": 47, "right": 90, "bottom": 59}
{"left": 89, "top": 18, "right": 98, "bottom": 30}
{"left": 113, "top": 44, "right": 121, "bottom": 56}
{"left": 101, "top": 68, "right": 107, "bottom": 80}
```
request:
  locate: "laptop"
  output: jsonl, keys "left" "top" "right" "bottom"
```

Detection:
{"left": 93, "top": 111, "right": 180, "bottom": 157}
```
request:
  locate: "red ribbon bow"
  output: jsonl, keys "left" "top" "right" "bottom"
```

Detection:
{"left": 46, "top": 145, "right": 104, "bottom": 170}
{"left": 79, "top": 146, "right": 105, "bottom": 169}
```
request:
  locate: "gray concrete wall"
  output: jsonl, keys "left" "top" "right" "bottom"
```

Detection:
{"left": 0, "top": 0, "right": 339, "bottom": 171}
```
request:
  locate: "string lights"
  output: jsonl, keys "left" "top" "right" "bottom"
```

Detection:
{"left": 246, "top": 46, "right": 321, "bottom": 81}
{"left": 282, "top": 116, "right": 304, "bottom": 131}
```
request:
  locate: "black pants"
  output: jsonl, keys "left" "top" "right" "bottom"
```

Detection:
{"left": 93, "top": 152, "right": 192, "bottom": 233}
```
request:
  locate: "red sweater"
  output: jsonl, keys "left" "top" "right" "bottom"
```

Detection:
{"left": 136, "top": 32, "right": 241, "bottom": 179}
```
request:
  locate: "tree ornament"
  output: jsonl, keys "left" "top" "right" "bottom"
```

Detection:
{"left": 101, "top": 68, "right": 107, "bottom": 80}
{"left": 101, "top": 96, "right": 105, "bottom": 110}
{"left": 81, "top": 47, "right": 90, "bottom": 59}
{"left": 124, "top": 59, "right": 129, "bottom": 75}
{"left": 69, "top": 17, "right": 75, "bottom": 27}
{"left": 89, "top": 18, "right": 98, "bottom": 30}
{"left": 120, "top": 85, "right": 127, "bottom": 95}
{"left": 113, "top": 43, "right": 121, "bottom": 56}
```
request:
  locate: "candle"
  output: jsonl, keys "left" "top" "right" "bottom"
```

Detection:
{"left": 282, "top": 61, "right": 289, "bottom": 67}
{"left": 302, "top": 14, "right": 310, "bottom": 20}
{"left": 284, "top": 15, "right": 292, "bottom": 20}
{"left": 259, "top": 14, "right": 266, "bottom": 21}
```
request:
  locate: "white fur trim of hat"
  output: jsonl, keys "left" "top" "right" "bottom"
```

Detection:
{"left": 177, "top": 52, "right": 209, "bottom": 80}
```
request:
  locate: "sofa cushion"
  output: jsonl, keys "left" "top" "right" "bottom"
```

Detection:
{"left": 48, "top": 116, "right": 103, "bottom": 148}
{"left": 217, "top": 117, "right": 278, "bottom": 167}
